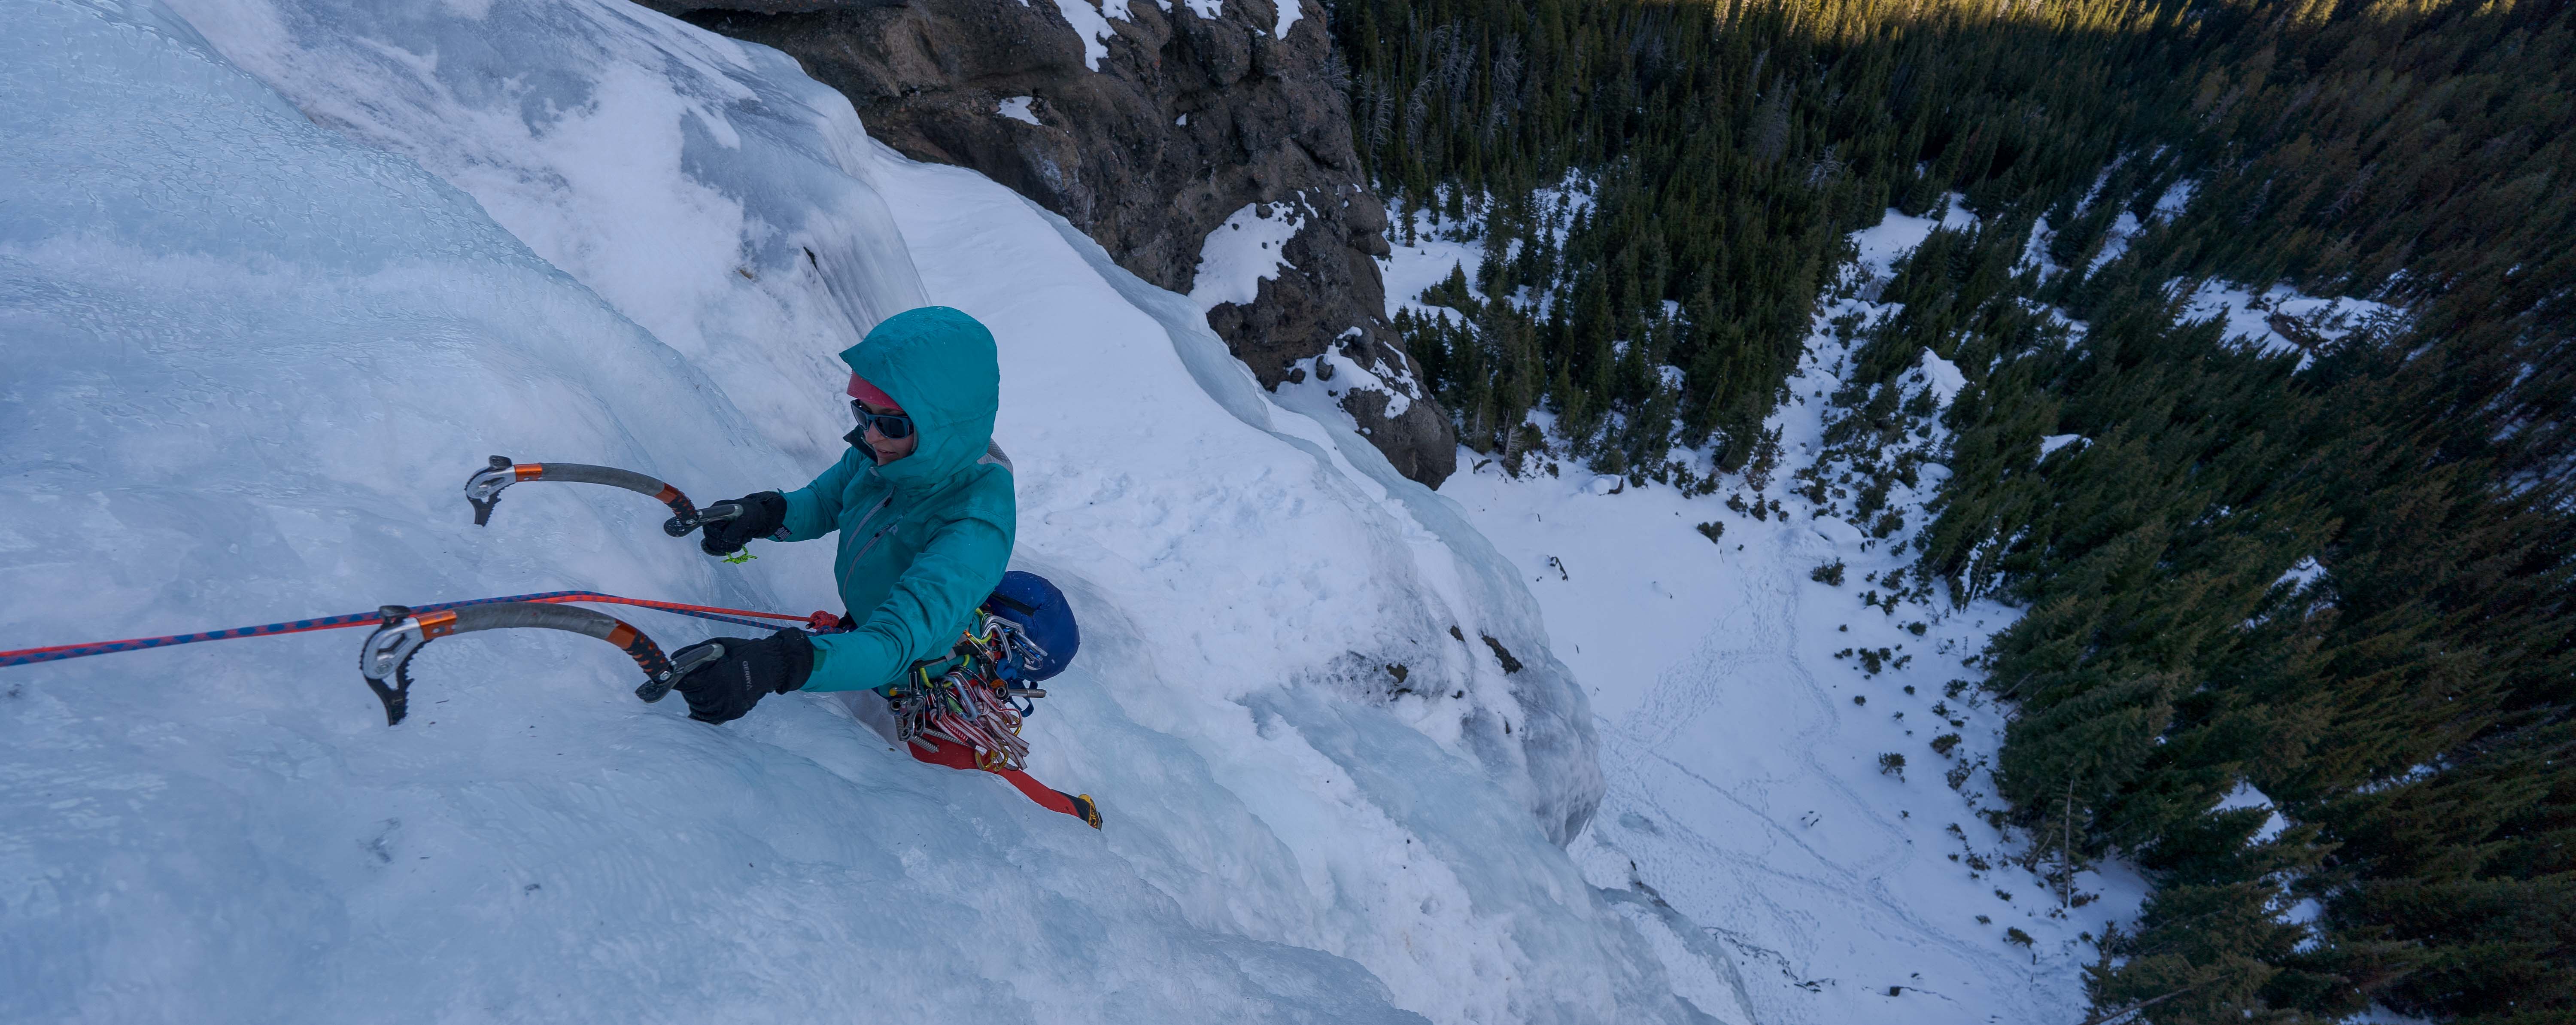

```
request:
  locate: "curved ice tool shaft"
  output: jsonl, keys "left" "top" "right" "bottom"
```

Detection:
{"left": 463, "top": 455, "right": 742, "bottom": 537}
{"left": 359, "top": 601, "right": 719, "bottom": 725}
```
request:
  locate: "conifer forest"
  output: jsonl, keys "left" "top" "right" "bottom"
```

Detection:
{"left": 1330, "top": 0, "right": 2575, "bottom": 1020}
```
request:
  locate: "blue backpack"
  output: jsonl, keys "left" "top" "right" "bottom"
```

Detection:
{"left": 982, "top": 570, "right": 1078, "bottom": 682}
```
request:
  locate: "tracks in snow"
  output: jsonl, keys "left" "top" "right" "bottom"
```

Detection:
{"left": 1587, "top": 523, "right": 2063, "bottom": 1025}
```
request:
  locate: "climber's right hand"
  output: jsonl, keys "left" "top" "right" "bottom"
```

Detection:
{"left": 698, "top": 491, "right": 787, "bottom": 556}
{"left": 671, "top": 629, "right": 814, "bottom": 724}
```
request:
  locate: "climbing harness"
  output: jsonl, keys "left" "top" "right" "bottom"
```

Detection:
{"left": 881, "top": 572, "right": 1078, "bottom": 770}
{"left": 0, "top": 590, "right": 843, "bottom": 726}
{"left": 463, "top": 455, "right": 743, "bottom": 538}
{"left": 885, "top": 612, "right": 1052, "bottom": 771}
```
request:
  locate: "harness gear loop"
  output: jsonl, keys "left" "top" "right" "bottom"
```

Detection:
{"left": 884, "top": 613, "right": 1042, "bottom": 771}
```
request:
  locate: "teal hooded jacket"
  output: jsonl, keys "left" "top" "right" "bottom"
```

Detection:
{"left": 773, "top": 307, "right": 1017, "bottom": 693}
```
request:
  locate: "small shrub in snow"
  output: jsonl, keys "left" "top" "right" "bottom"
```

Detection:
{"left": 1811, "top": 560, "right": 1847, "bottom": 586}
{"left": 1907, "top": 621, "right": 1929, "bottom": 636}
{"left": 1695, "top": 521, "right": 1724, "bottom": 544}
{"left": 1515, "top": 423, "right": 1546, "bottom": 459}
{"left": 1930, "top": 733, "right": 1962, "bottom": 756}
{"left": 1878, "top": 752, "right": 1906, "bottom": 779}
{"left": 1853, "top": 694, "right": 1868, "bottom": 706}
{"left": 1855, "top": 475, "right": 1892, "bottom": 517}
{"left": 2005, "top": 927, "right": 2034, "bottom": 948}
{"left": 1744, "top": 428, "right": 1782, "bottom": 491}
{"left": 1976, "top": 915, "right": 1991, "bottom": 925}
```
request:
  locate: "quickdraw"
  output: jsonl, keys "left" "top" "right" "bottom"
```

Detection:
{"left": 463, "top": 455, "right": 743, "bottom": 538}
{"left": 885, "top": 612, "right": 1051, "bottom": 771}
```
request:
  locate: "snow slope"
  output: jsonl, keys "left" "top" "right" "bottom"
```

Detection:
{"left": 1412, "top": 204, "right": 2153, "bottom": 1025}
{"left": 2022, "top": 180, "right": 2403, "bottom": 371}
{"left": 2176, "top": 280, "right": 2402, "bottom": 368}
{"left": 0, "top": 1, "right": 1719, "bottom": 1022}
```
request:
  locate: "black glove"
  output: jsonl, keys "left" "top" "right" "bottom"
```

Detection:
{"left": 670, "top": 629, "right": 814, "bottom": 724}
{"left": 699, "top": 491, "right": 787, "bottom": 557}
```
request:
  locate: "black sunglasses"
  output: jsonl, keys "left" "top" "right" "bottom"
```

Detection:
{"left": 852, "top": 399, "right": 915, "bottom": 439}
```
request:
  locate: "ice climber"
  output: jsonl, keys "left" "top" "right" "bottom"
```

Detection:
{"left": 667, "top": 306, "right": 1101, "bottom": 829}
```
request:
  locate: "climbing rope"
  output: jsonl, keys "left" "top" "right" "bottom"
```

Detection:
{"left": 0, "top": 590, "right": 838, "bottom": 669}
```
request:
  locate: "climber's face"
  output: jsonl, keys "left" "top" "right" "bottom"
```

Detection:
{"left": 854, "top": 397, "right": 918, "bottom": 465}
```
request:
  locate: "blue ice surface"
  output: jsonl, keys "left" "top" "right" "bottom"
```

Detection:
{"left": 0, "top": 1, "right": 1720, "bottom": 1021}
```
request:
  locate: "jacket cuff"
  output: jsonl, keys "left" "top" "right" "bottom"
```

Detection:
{"left": 798, "top": 631, "right": 898, "bottom": 693}
{"left": 777, "top": 486, "right": 829, "bottom": 542}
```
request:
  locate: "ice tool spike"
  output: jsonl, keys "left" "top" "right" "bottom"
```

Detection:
{"left": 463, "top": 455, "right": 741, "bottom": 536}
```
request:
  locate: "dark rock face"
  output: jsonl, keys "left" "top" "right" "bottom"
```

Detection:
{"left": 644, "top": 0, "right": 1455, "bottom": 486}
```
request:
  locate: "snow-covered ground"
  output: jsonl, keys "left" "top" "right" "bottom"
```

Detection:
{"left": 2031, "top": 174, "right": 2403, "bottom": 370}
{"left": 1405, "top": 204, "right": 2156, "bottom": 1025}
{"left": 2175, "top": 281, "right": 2403, "bottom": 368}
{"left": 0, "top": 1, "right": 1719, "bottom": 1022}
{"left": 1380, "top": 225, "right": 1485, "bottom": 322}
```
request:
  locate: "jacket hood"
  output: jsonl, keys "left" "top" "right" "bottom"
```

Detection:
{"left": 840, "top": 306, "right": 1000, "bottom": 492}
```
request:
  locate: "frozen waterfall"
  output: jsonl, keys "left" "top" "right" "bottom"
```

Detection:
{"left": 0, "top": 0, "right": 1746, "bottom": 1022}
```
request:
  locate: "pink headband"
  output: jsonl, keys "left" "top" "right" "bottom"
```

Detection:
{"left": 846, "top": 372, "right": 901, "bottom": 411}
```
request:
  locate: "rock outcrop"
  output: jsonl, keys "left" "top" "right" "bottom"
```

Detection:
{"left": 644, "top": 0, "right": 1456, "bottom": 486}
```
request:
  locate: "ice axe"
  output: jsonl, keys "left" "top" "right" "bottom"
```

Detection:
{"left": 463, "top": 456, "right": 742, "bottom": 538}
{"left": 358, "top": 601, "right": 732, "bottom": 725}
